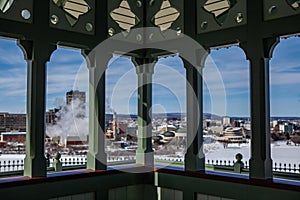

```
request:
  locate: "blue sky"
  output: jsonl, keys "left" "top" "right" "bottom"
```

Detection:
{"left": 0, "top": 37, "right": 300, "bottom": 117}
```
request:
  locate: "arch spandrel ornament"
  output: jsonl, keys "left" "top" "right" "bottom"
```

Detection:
{"left": 107, "top": 0, "right": 184, "bottom": 45}
{"left": 198, "top": 0, "right": 247, "bottom": 34}
{"left": 0, "top": 0, "right": 33, "bottom": 23}
{"left": 110, "top": 0, "right": 140, "bottom": 32}
{"left": 49, "top": 0, "right": 95, "bottom": 35}
{"left": 264, "top": 0, "right": 300, "bottom": 21}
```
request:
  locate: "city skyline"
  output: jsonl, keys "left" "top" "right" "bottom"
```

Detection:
{"left": 0, "top": 37, "right": 300, "bottom": 117}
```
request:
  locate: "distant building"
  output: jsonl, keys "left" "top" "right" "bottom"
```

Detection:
{"left": 217, "top": 127, "right": 247, "bottom": 144}
{"left": 119, "top": 123, "right": 128, "bottom": 135}
{"left": 46, "top": 108, "right": 60, "bottom": 125}
{"left": 66, "top": 90, "right": 86, "bottom": 105}
{"left": 126, "top": 126, "right": 138, "bottom": 136}
{"left": 222, "top": 127, "right": 243, "bottom": 137}
{"left": 232, "top": 120, "right": 240, "bottom": 127}
{"left": 66, "top": 90, "right": 86, "bottom": 117}
{"left": 203, "top": 120, "right": 211, "bottom": 128}
{"left": 0, "top": 131, "right": 26, "bottom": 143}
{"left": 65, "top": 135, "right": 87, "bottom": 147}
{"left": 223, "top": 117, "right": 231, "bottom": 125}
{"left": 175, "top": 127, "right": 187, "bottom": 140}
{"left": 272, "top": 120, "right": 278, "bottom": 127}
{"left": 112, "top": 112, "right": 118, "bottom": 138}
{"left": 157, "top": 124, "right": 177, "bottom": 133}
{"left": 279, "top": 123, "right": 293, "bottom": 134}
{"left": 0, "top": 112, "right": 26, "bottom": 133}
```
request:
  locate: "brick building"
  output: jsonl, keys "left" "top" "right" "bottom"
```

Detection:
{"left": 0, "top": 112, "right": 26, "bottom": 133}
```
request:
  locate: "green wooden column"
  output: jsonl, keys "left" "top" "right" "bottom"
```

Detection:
{"left": 244, "top": 0, "right": 279, "bottom": 180}
{"left": 249, "top": 54, "right": 273, "bottom": 179}
{"left": 241, "top": 37, "right": 278, "bottom": 179}
{"left": 133, "top": 57, "right": 156, "bottom": 166}
{"left": 183, "top": 54, "right": 206, "bottom": 171}
{"left": 83, "top": 51, "right": 111, "bottom": 170}
{"left": 18, "top": 40, "right": 56, "bottom": 177}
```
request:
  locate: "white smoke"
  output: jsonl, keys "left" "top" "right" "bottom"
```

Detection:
{"left": 46, "top": 98, "right": 88, "bottom": 142}
{"left": 53, "top": 97, "right": 65, "bottom": 109}
{"left": 106, "top": 97, "right": 115, "bottom": 113}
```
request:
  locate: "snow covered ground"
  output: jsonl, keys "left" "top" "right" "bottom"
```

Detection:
{"left": 0, "top": 140, "right": 299, "bottom": 172}
{"left": 204, "top": 140, "right": 300, "bottom": 165}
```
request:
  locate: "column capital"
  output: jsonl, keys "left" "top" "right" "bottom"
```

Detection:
{"left": 181, "top": 48, "right": 208, "bottom": 71}
{"left": 20, "top": 41, "right": 56, "bottom": 178}
{"left": 182, "top": 59, "right": 204, "bottom": 72}
{"left": 82, "top": 49, "right": 113, "bottom": 70}
{"left": 17, "top": 40, "right": 57, "bottom": 62}
{"left": 132, "top": 57, "right": 157, "bottom": 74}
{"left": 239, "top": 37, "right": 279, "bottom": 60}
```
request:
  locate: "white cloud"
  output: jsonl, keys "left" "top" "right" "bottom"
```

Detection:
{"left": 50, "top": 47, "right": 85, "bottom": 64}
{"left": 1, "top": 38, "right": 300, "bottom": 116}
{"left": 0, "top": 68, "right": 27, "bottom": 97}
{"left": 0, "top": 48, "right": 25, "bottom": 66}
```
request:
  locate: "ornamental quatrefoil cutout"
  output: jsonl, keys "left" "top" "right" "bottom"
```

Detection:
{"left": 153, "top": 0, "right": 180, "bottom": 31}
{"left": 203, "top": 0, "right": 236, "bottom": 25}
{"left": 52, "top": 0, "right": 91, "bottom": 26}
{"left": 286, "top": 0, "right": 300, "bottom": 9}
{"left": 0, "top": 0, "right": 14, "bottom": 13}
{"left": 110, "top": 0, "right": 140, "bottom": 32}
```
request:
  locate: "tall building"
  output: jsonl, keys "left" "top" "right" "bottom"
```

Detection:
{"left": 66, "top": 90, "right": 86, "bottom": 105}
{"left": 66, "top": 90, "right": 86, "bottom": 117}
{"left": 112, "top": 112, "right": 118, "bottom": 139}
{"left": 45, "top": 108, "right": 60, "bottom": 125}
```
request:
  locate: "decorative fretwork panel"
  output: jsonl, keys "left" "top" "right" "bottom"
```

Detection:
{"left": 0, "top": 0, "right": 33, "bottom": 23}
{"left": 153, "top": 0, "right": 180, "bottom": 31}
{"left": 49, "top": 0, "right": 95, "bottom": 35}
{"left": 108, "top": 0, "right": 143, "bottom": 39}
{"left": 147, "top": 0, "right": 184, "bottom": 43}
{"left": 197, "top": 0, "right": 247, "bottom": 33}
{"left": 0, "top": 0, "right": 299, "bottom": 57}
{"left": 264, "top": 0, "right": 300, "bottom": 21}
{"left": 107, "top": 0, "right": 183, "bottom": 43}
{"left": 0, "top": 0, "right": 14, "bottom": 13}
{"left": 110, "top": 0, "right": 140, "bottom": 32}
